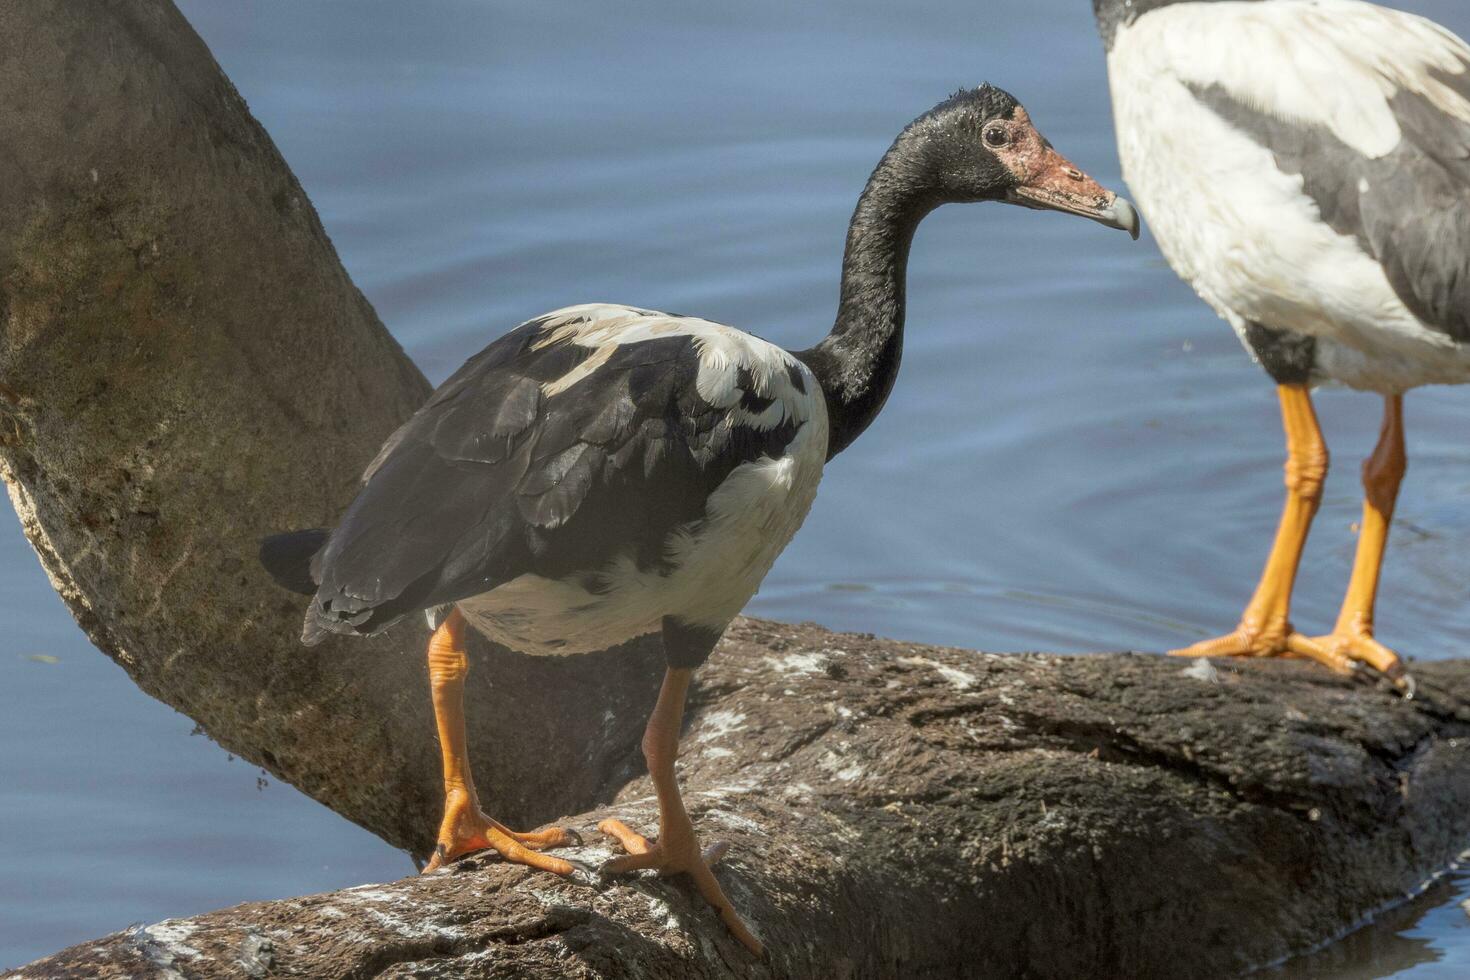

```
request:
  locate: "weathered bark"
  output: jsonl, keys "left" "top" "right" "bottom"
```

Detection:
{"left": 6, "top": 624, "right": 1470, "bottom": 978}
{"left": 6, "top": 2, "right": 1470, "bottom": 977}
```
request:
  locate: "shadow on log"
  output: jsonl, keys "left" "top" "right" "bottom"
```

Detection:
{"left": 2, "top": 1, "right": 1470, "bottom": 978}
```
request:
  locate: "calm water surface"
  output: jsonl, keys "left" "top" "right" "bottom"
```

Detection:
{"left": 2, "top": 0, "right": 1468, "bottom": 971}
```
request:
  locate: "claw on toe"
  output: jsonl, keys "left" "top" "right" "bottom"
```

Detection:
{"left": 1291, "top": 630, "right": 1414, "bottom": 698}
{"left": 423, "top": 804, "right": 577, "bottom": 875}
{"left": 1168, "top": 620, "right": 1294, "bottom": 660}
{"left": 1171, "top": 621, "right": 1413, "bottom": 698}
{"left": 597, "top": 818, "right": 762, "bottom": 956}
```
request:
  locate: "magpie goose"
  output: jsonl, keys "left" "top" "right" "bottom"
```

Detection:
{"left": 261, "top": 85, "right": 1138, "bottom": 953}
{"left": 1095, "top": 0, "right": 1470, "bottom": 692}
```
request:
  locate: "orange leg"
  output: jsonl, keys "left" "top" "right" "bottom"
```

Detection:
{"left": 421, "top": 608, "right": 576, "bottom": 874}
{"left": 598, "top": 668, "right": 763, "bottom": 956}
{"left": 1172, "top": 383, "right": 1327, "bottom": 662}
{"left": 1292, "top": 395, "right": 1413, "bottom": 693}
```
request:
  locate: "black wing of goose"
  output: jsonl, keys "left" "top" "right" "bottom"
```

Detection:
{"left": 306, "top": 314, "right": 803, "bottom": 640}
{"left": 1187, "top": 70, "right": 1470, "bottom": 345}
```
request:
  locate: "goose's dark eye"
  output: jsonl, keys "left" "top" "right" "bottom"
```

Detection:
{"left": 983, "top": 126, "right": 1009, "bottom": 148}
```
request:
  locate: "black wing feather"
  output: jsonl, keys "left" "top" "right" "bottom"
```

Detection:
{"left": 1191, "top": 72, "right": 1470, "bottom": 343}
{"left": 259, "top": 529, "right": 330, "bottom": 596}
{"left": 304, "top": 315, "right": 802, "bottom": 641}
{"left": 1367, "top": 71, "right": 1470, "bottom": 341}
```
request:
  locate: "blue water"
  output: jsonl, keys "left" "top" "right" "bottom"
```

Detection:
{"left": 2, "top": 0, "right": 1468, "bottom": 972}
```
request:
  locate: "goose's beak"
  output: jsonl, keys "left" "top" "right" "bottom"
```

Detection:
{"left": 1005, "top": 146, "right": 1141, "bottom": 239}
{"left": 1097, "top": 195, "right": 1141, "bottom": 240}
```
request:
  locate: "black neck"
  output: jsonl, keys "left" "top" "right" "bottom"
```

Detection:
{"left": 796, "top": 143, "right": 937, "bottom": 459}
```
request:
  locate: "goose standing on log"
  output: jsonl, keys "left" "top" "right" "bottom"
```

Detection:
{"left": 1094, "top": 0, "right": 1470, "bottom": 692}
{"left": 261, "top": 85, "right": 1137, "bottom": 953}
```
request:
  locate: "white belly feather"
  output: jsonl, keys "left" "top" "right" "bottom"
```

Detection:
{"left": 1109, "top": 1, "right": 1470, "bottom": 392}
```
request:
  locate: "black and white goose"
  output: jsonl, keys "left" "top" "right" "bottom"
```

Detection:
{"left": 1094, "top": 0, "right": 1470, "bottom": 691}
{"left": 261, "top": 85, "right": 1137, "bottom": 953}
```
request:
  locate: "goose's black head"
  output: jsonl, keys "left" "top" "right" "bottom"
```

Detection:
{"left": 893, "top": 84, "right": 1138, "bottom": 237}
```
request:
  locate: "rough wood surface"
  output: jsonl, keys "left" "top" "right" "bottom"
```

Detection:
{"left": 5, "top": 2, "right": 1470, "bottom": 978}
{"left": 7, "top": 623, "right": 1470, "bottom": 978}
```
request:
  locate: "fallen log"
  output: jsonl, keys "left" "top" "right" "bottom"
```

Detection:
{"left": 6, "top": 623, "right": 1470, "bottom": 978}
{"left": 4, "top": 1, "right": 1470, "bottom": 977}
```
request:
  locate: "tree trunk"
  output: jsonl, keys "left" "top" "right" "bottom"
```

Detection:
{"left": 3, "top": 2, "right": 1470, "bottom": 977}
{"left": 0, "top": 0, "right": 665, "bottom": 855}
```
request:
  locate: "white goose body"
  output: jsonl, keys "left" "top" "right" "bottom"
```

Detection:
{"left": 1107, "top": 0, "right": 1470, "bottom": 392}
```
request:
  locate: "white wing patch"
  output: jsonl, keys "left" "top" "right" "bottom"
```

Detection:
{"left": 530, "top": 303, "right": 812, "bottom": 432}
{"left": 1120, "top": 0, "right": 1470, "bottom": 159}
